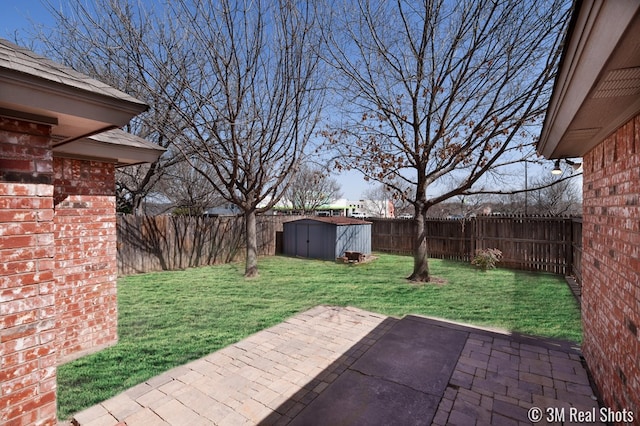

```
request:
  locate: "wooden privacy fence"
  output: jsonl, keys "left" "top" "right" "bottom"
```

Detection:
{"left": 117, "top": 215, "right": 297, "bottom": 275}
{"left": 370, "top": 216, "right": 583, "bottom": 279}
{"left": 371, "top": 218, "right": 475, "bottom": 261}
{"left": 117, "top": 214, "right": 582, "bottom": 280}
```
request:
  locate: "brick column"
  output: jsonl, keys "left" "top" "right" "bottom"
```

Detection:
{"left": 0, "top": 118, "right": 57, "bottom": 425}
{"left": 53, "top": 158, "right": 118, "bottom": 363}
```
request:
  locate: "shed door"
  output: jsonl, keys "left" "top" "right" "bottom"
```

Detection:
{"left": 294, "top": 223, "right": 327, "bottom": 259}
{"left": 294, "top": 223, "right": 309, "bottom": 257}
{"left": 307, "top": 223, "right": 326, "bottom": 259}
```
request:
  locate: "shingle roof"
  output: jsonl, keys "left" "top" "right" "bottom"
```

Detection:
{"left": 88, "top": 129, "right": 165, "bottom": 152}
{"left": 291, "top": 216, "right": 372, "bottom": 225}
{"left": 52, "top": 128, "right": 166, "bottom": 166}
{"left": 0, "top": 38, "right": 145, "bottom": 107}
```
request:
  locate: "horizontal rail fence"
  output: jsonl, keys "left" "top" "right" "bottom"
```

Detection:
{"left": 117, "top": 215, "right": 298, "bottom": 275}
{"left": 370, "top": 216, "right": 582, "bottom": 278}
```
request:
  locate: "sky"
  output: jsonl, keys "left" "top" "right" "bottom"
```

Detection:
{"left": 1, "top": 0, "right": 52, "bottom": 41}
{"left": 0, "top": 1, "right": 576, "bottom": 202}
{"left": 0, "top": 0, "right": 376, "bottom": 199}
{"left": 0, "top": 0, "right": 378, "bottom": 200}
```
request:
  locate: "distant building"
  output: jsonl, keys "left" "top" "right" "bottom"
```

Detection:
{"left": 204, "top": 203, "right": 242, "bottom": 217}
{"left": 271, "top": 198, "right": 395, "bottom": 218}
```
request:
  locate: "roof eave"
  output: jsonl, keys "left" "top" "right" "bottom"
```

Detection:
{"left": 538, "top": 0, "right": 640, "bottom": 159}
{"left": 53, "top": 130, "right": 165, "bottom": 166}
{"left": 1, "top": 68, "right": 148, "bottom": 141}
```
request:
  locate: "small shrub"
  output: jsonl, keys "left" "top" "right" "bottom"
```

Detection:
{"left": 471, "top": 248, "right": 503, "bottom": 271}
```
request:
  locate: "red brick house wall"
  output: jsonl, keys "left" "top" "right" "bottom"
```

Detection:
{"left": 1, "top": 37, "right": 158, "bottom": 424}
{"left": 582, "top": 114, "right": 640, "bottom": 415}
{"left": 0, "top": 118, "right": 57, "bottom": 425}
{"left": 1, "top": 118, "right": 121, "bottom": 424}
{"left": 53, "top": 157, "right": 118, "bottom": 363}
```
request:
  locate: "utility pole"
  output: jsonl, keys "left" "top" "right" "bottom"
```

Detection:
{"left": 524, "top": 161, "right": 528, "bottom": 215}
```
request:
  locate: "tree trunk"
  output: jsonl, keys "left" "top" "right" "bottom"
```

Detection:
{"left": 244, "top": 210, "right": 259, "bottom": 278}
{"left": 408, "top": 212, "right": 430, "bottom": 282}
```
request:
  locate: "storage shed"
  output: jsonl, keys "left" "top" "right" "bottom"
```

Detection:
{"left": 283, "top": 217, "right": 371, "bottom": 261}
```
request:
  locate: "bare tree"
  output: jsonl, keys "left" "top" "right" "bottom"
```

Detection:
{"left": 321, "top": 0, "right": 570, "bottom": 281}
{"left": 362, "top": 185, "right": 393, "bottom": 218}
{"left": 159, "top": 160, "right": 225, "bottom": 216}
{"left": 383, "top": 179, "right": 415, "bottom": 217}
{"left": 529, "top": 173, "right": 582, "bottom": 216}
{"left": 37, "top": 0, "right": 323, "bottom": 277}
{"left": 468, "top": 161, "right": 583, "bottom": 215}
{"left": 283, "top": 163, "right": 342, "bottom": 214}
{"left": 172, "top": 0, "right": 324, "bottom": 277}
{"left": 38, "top": 0, "right": 191, "bottom": 213}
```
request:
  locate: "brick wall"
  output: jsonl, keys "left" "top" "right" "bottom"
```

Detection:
{"left": 53, "top": 157, "right": 118, "bottom": 363}
{"left": 0, "top": 118, "right": 57, "bottom": 425}
{"left": 582, "top": 114, "right": 640, "bottom": 415}
{"left": 0, "top": 118, "right": 53, "bottom": 186}
{"left": 1, "top": 117, "right": 121, "bottom": 424}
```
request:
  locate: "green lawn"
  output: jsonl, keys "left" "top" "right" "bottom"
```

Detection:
{"left": 57, "top": 253, "right": 582, "bottom": 420}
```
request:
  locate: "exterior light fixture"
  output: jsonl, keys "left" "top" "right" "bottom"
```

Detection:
{"left": 550, "top": 158, "right": 582, "bottom": 175}
{"left": 565, "top": 159, "right": 583, "bottom": 171}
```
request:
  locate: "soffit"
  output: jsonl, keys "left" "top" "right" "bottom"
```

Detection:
{"left": 538, "top": 0, "right": 640, "bottom": 159}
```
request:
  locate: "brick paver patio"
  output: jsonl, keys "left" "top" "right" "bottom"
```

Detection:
{"left": 67, "top": 305, "right": 602, "bottom": 425}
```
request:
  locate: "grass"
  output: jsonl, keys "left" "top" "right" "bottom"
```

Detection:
{"left": 57, "top": 253, "right": 582, "bottom": 420}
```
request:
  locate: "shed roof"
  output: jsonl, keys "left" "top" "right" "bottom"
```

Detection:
{"left": 287, "top": 217, "right": 371, "bottom": 225}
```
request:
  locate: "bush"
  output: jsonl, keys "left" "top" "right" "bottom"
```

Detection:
{"left": 471, "top": 248, "right": 503, "bottom": 271}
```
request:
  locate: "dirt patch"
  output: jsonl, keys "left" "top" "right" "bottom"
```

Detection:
{"left": 428, "top": 276, "right": 448, "bottom": 285}
{"left": 408, "top": 276, "right": 448, "bottom": 287}
{"left": 336, "top": 254, "right": 378, "bottom": 265}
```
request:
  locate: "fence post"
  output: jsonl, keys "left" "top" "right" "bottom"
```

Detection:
{"left": 567, "top": 217, "right": 573, "bottom": 277}
{"left": 470, "top": 216, "right": 476, "bottom": 259}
